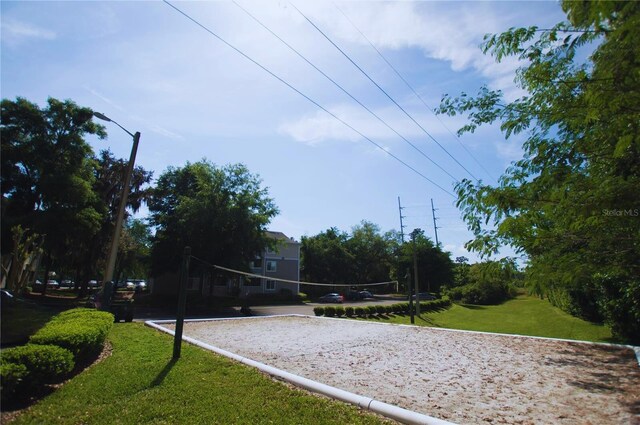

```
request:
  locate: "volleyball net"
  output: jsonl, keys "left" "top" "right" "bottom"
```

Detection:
{"left": 190, "top": 255, "right": 397, "bottom": 289}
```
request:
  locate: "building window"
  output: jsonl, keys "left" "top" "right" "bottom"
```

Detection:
{"left": 265, "top": 280, "right": 276, "bottom": 291}
{"left": 245, "top": 278, "right": 261, "bottom": 286}
{"left": 266, "top": 260, "right": 277, "bottom": 272}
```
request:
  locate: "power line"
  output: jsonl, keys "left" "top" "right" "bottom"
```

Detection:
{"left": 333, "top": 2, "right": 497, "bottom": 184}
{"left": 290, "top": 2, "right": 480, "bottom": 182}
{"left": 163, "top": 1, "right": 454, "bottom": 197}
{"left": 232, "top": 0, "right": 459, "bottom": 182}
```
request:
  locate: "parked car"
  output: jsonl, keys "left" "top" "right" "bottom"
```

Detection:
{"left": 46, "top": 279, "right": 60, "bottom": 289}
{"left": 411, "top": 292, "right": 437, "bottom": 301}
{"left": 88, "top": 279, "right": 100, "bottom": 288}
{"left": 60, "top": 279, "right": 74, "bottom": 288}
{"left": 358, "top": 290, "right": 374, "bottom": 299}
{"left": 318, "top": 293, "right": 344, "bottom": 303}
{"left": 130, "top": 279, "right": 147, "bottom": 292}
{"left": 32, "top": 279, "right": 44, "bottom": 290}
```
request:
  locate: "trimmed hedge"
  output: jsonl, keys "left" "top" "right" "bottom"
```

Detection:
{"left": 311, "top": 298, "right": 452, "bottom": 318}
{"left": 30, "top": 308, "right": 114, "bottom": 362}
{"left": 1, "top": 362, "right": 28, "bottom": 404}
{"left": 1, "top": 344, "right": 74, "bottom": 385}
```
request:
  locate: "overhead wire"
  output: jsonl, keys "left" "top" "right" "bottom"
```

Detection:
{"left": 163, "top": 0, "right": 454, "bottom": 197}
{"left": 290, "top": 2, "right": 481, "bottom": 183}
{"left": 333, "top": 2, "right": 497, "bottom": 184}
{"left": 232, "top": 0, "right": 459, "bottom": 182}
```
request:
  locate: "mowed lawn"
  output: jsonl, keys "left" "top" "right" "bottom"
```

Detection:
{"left": 10, "top": 323, "right": 390, "bottom": 425}
{"left": 380, "top": 294, "right": 614, "bottom": 343}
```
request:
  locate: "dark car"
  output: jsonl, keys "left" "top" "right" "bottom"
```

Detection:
{"left": 358, "top": 290, "right": 374, "bottom": 299}
{"left": 318, "top": 293, "right": 344, "bottom": 303}
{"left": 411, "top": 292, "right": 437, "bottom": 301}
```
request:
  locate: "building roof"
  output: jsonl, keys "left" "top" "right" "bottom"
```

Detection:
{"left": 266, "top": 231, "right": 300, "bottom": 244}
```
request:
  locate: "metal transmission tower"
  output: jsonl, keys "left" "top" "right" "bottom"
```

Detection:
{"left": 431, "top": 198, "right": 440, "bottom": 247}
{"left": 397, "top": 197, "right": 407, "bottom": 243}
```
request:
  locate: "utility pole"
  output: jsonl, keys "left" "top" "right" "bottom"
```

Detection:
{"left": 431, "top": 198, "right": 440, "bottom": 247}
{"left": 411, "top": 229, "right": 420, "bottom": 315}
{"left": 397, "top": 196, "right": 406, "bottom": 243}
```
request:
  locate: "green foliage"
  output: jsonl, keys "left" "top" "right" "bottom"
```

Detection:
{"left": 313, "top": 306, "right": 325, "bottom": 317}
{"left": 397, "top": 229, "right": 454, "bottom": 294}
{"left": 335, "top": 306, "right": 346, "bottom": 317}
{"left": 447, "top": 279, "right": 516, "bottom": 306}
{"left": 354, "top": 306, "right": 366, "bottom": 317}
{"left": 375, "top": 305, "right": 386, "bottom": 315}
{"left": 345, "top": 306, "right": 354, "bottom": 317}
{"left": 366, "top": 306, "right": 378, "bottom": 316}
{"left": 1, "top": 362, "right": 28, "bottom": 405}
{"left": 437, "top": 2, "right": 640, "bottom": 342}
{"left": 149, "top": 161, "right": 278, "bottom": 275}
{"left": 324, "top": 306, "right": 336, "bottom": 317}
{"left": 30, "top": 308, "right": 113, "bottom": 362}
{"left": 1, "top": 344, "right": 74, "bottom": 386}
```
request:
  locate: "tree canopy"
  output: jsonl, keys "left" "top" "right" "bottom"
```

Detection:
{"left": 1, "top": 97, "right": 152, "bottom": 293}
{"left": 148, "top": 160, "right": 279, "bottom": 275}
{"left": 437, "top": 2, "right": 639, "bottom": 341}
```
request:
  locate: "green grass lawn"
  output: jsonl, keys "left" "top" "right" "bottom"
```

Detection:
{"left": 9, "top": 323, "right": 390, "bottom": 425}
{"left": 369, "top": 294, "right": 615, "bottom": 343}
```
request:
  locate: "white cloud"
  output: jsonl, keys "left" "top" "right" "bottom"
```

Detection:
{"left": 1, "top": 18, "right": 55, "bottom": 46}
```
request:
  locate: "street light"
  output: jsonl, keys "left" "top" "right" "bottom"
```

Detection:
{"left": 93, "top": 112, "right": 141, "bottom": 300}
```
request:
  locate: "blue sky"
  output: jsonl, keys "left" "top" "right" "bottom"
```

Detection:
{"left": 1, "top": 1, "right": 566, "bottom": 262}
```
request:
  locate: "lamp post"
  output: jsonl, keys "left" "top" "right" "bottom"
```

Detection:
{"left": 93, "top": 112, "right": 141, "bottom": 300}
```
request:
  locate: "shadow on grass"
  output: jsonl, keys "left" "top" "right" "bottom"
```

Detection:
{"left": 150, "top": 358, "right": 178, "bottom": 387}
{"left": 459, "top": 304, "right": 488, "bottom": 310}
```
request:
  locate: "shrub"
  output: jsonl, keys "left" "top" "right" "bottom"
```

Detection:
{"left": 385, "top": 305, "right": 394, "bottom": 314}
{"left": 1, "top": 344, "right": 74, "bottom": 386}
{"left": 376, "top": 305, "right": 386, "bottom": 315}
{"left": 335, "top": 306, "right": 346, "bottom": 317}
{"left": 1, "top": 362, "right": 28, "bottom": 404}
{"left": 354, "top": 307, "right": 365, "bottom": 317}
{"left": 324, "top": 306, "right": 336, "bottom": 317}
{"left": 345, "top": 306, "right": 354, "bottom": 317}
{"left": 366, "top": 306, "right": 378, "bottom": 316}
{"left": 313, "top": 306, "right": 325, "bottom": 316}
{"left": 30, "top": 308, "right": 114, "bottom": 362}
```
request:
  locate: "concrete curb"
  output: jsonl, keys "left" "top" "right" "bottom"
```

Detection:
{"left": 145, "top": 318, "right": 456, "bottom": 425}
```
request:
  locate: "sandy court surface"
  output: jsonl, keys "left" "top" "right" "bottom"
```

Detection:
{"left": 161, "top": 316, "right": 639, "bottom": 425}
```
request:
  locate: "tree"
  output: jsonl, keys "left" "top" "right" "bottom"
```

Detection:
{"left": 1, "top": 97, "right": 106, "bottom": 293}
{"left": 346, "top": 221, "right": 394, "bottom": 284}
{"left": 397, "top": 229, "right": 454, "bottom": 294}
{"left": 73, "top": 149, "right": 152, "bottom": 295}
{"left": 148, "top": 161, "right": 278, "bottom": 276}
{"left": 115, "top": 218, "right": 152, "bottom": 281}
{"left": 437, "top": 2, "right": 639, "bottom": 341}
{"left": 300, "top": 228, "right": 355, "bottom": 284}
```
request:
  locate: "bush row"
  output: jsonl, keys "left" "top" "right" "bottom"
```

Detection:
{"left": 313, "top": 298, "right": 451, "bottom": 318}
{"left": 30, "top": 308, "right": 114, "bottom": 362}
{"left": 1, "top": 308, "right": 114, "bottom": 406}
